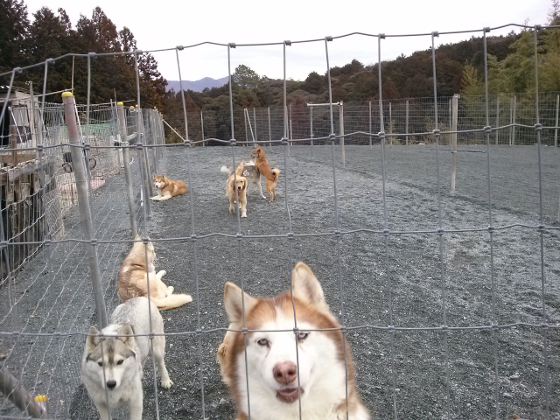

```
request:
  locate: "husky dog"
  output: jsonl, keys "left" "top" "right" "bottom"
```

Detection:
{"left": 118, "top": 236, "right": 193, "bottom": 310}
{"left": 221, "top": 159, "right": 266, "bottom": 199}
{"left": 217, "top": 262, "right": 370, "bottom": 420}
{"left": 81, "top": 297, "right": 172, "bottom": 420}
{"left": 151, "top": 174, "right": 187, "bottom": 201}
{"left": 224, "top": 160, "right": 248, "bottom": 218}
{"left": 251, "top": 145, "right": 280, "bottom": 201}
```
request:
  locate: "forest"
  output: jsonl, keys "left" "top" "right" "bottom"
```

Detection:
{"left": 1, "top": 0, "right": 559, "bottom": 140}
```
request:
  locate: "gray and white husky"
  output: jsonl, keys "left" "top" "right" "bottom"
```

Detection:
{"left": 81, "top": 297, "right": 172, "bottom": 420}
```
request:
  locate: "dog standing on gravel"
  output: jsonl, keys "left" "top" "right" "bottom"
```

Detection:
{"left": 221, "top": 159, "right": 266, "bottom": 200}
{"left": 217, "top": 262, "right": 370, "bottom": 420}
{"left": 151, "top": 174, "right": 187, "bottom": 201}
{"left": 117, "top": 236, "right": 192, "bottom": 310}
{"left": 251, "top": 145, "right": 280, "bottom": 201}
{"left": 81, "top": 297, "right": 172, "bottom": 420}
{"left": 225, "top": 160, "right": 248, "bottom": 218}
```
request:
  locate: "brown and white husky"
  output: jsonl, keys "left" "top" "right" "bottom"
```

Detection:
{"left": 117, "top": 236, "right": 193, "bottom": 311}
{"left": 151, "top": 174, "right": 187, "bottom": 201}
{"left": 217, "top": 262, "right": 369, "bottom": 420}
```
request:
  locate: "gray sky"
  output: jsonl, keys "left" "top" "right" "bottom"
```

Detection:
{"left": 25, "top": 0, "right": 552, "bottom": 82}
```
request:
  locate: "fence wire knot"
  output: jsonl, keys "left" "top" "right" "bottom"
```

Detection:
{"left": 432, "top": 129, "right": 441, "bottom": 136}
{"left": 432, "top": 31, "right": 439, "bottom": 37}
{"left": 378, "top": 131, "right": 385, "bottom": 140}
{"left": 287, "top": 232, "right": 294, "bottom": 240}
{"left": 483, "top": 125, "right": 493, "bottom": 134}
{"left": 43, "top": 239, "right": 51, "bottom": 247}
{"left": 339, "top": 326, "right": 347, "bottom": 335}
{"left": 183, "top": 140, "right": 192, "bottom": 148}
{"left": 14, "top": 67, "right": 22, "bottom": 73}
{"left": 387, "top": 325, "right": 395, "bottom": 333}
{"left": 535, "top": 24, "right": 542, "bottom": 31}
{"left": 383, "top": 229, "right": 390, "bottom": 236}
{"left": 379, "top": 33, "right": 386, "bottom": 39}
{"left": 284, "top": 40, "right": 291, "bottom": 46}
{"left": 236, "top": 233, "right": 243, "bottom": 241}
{"left": 241, "top": 327, "right": 248, "bottom": 335}
{"left": 148, "top": 332, "right": 155, "bottom": 340}
{"left": 281, "top": 137, "right": 289, "bottom": 145}
{"left": 229, "top": 43, "right": 236, "bottom": 49}
{"left": 326, "top": 36, "right": 333, "bottom": 42}
{"left": 229, "top": 139, "right": 237, "bottom": 146}
{"left": 176, "top": 45, "right": 184, "bottom": 51}
{"left": 441, "top": 325, "right": 448, "bottom": 332}
{"left": 0, "top": 241, "right": 8, "bottom": 249}
{"left": 89, "top": 239, "right": 98, "bottom": 247}
{"left": 190, "top": 234, "right": 197, "bottom": 242}
{"left": 142, "top": 237, "right": 150, "bottom": 244}
{"left": 36, "top": 144, "right": 44, "bottom": 153}
{"left": 437, "top": 228, "right": 444, "bottom": 235}
{"left": 484, "top": 27, "right": 491, "bottom": 33}
{"left": 135, "top": 143, "right": 144, "bottom": 150}
{"left": 537, "top": 224, "right": 545, "bottom": 232}
{"left": 334, "top": 230, "right": 341, "bottom": 238}
{"left": 329, "top": 134, "right": 336, "bottom": 142}
{"left": 83, "top": 143, "right": 90, "bottom": 152}
{"left": 88, "top": 52, "right": 96, "bottom": 58}
{"left": 534, "top": 123, "right": 543, "bottom": 132}
{"left": 487, "top": 225, "right": 495, "bottom": 233}
{"left": 134, "top": 49, "right": 143, "bottom": 55}
{"left": 491, "top": 324, "right": 499, "bottom": 331}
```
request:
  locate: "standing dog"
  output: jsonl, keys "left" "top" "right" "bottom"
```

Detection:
{"left": 217, "top": 262, "right": 369, "bottom": 420}
{"left": 81, "top": 297, "right": 172, "bottom": 420}
{"left": 151, "top": 174, "right": 187, "bottom": 201}
{"left": 251, "top": 145, "right": 280, "bottom": 201}
{"left": 225, "top": 160, "right": 248, "bottom": 218}
{"left": 118, "top": 236, "right": 193, "bottom": 310}
{"left": 221, "top": 160, "right": 266, "bottom": 199}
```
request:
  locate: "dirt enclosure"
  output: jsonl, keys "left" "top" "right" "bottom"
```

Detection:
{"left": 1, "top": 143, "right": 560, "bottom": 419}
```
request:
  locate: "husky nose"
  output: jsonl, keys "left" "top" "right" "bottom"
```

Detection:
{"left": 273, "top": 361, "right": 297, "bottom": 384}
{"left": 106, "top": 380, "right": 117, "bottom": 389}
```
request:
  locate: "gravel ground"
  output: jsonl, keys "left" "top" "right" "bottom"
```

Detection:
{"left": 1, "top": 143, "right": 560, "bottom": 419}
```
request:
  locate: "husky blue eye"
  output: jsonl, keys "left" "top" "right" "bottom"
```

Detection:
{"left": 297, "top": 332, "right": 309, "bottom": 340}
{"left": 257, "top": 338, "right": 268, "bottom": 346}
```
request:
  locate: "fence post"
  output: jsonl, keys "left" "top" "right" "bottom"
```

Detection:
{"left": 253, "top": 107, "right": 257, "bottom": 143}
{"left": 405, "top": 99, "right": 409, "bottom": 147}
{"left": 148, "top": 111, "right": 159, "bottom": 175}
{"left": 117, "top": 103, "right": 138, "bottom": 238}
{"left": 289, "top": 104, "right": 293, "bottom": 146}
{"left": 339, "top": 102, "right": 345, "bottom": 167}
{"left": 267, "top": 106, "right": 271, "bottom": 146}
{"left": 244, "top": 108, "right": 248, "bottom": 146}
{"left": 201, "top": 111, "right": 205, "bottom": 147}
{"left": 451, "top": 94, "right": 459, "bottom": 194}
{"left": 134, "top": 107, "right": 151, "bottom": 216}
{"left": 310, "top": 106, "right": 314, "bottom": 146}
{"left": 554, "top": 94, "right": 559, "bottom": 148}
{"left": 369, "top": 101, "right": 372, "bottom": 149}
{"left": 512, "top": 94, "right": 517, "bottom": 146}
{"left": 62, "top": 92, "right": 108, "bottom": 327}
{"left": 389, "top": 102, "right": 393, "bottom": 147}
{"left": 495, "top": 96, "right": 500, "bottom": 147}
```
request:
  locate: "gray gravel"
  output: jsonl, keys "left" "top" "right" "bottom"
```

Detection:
{"left": 1, "top": 144, "right": 560, "bottom": 419}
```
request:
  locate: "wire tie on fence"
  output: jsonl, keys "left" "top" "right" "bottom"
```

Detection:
{"left": 379, "top": 33, "right": 386, "bottom": 39}
{"left": 229, "top": 138, "right": 237, "bottom": 146}
{"left": 190, "top": 234, "right": 197, "bottom": 242}
{"left": 383, "top": 229, "right": 390, "bottom": 236}
{"left": 88, "top": 52, "right": 96, "bottom": 58}
{"left": 241, "top": 327, "right": 248, "bottom": 335}
{"left": 334, "top": 230, "right": 341, "bottom": 238}
{"left": 535, "top": 24, "right": 542, "bottom": 31}
{"left": 83, "top": 143, "right": 90, "bottom": 152}
{"left": 484, "top": 27, "right": 491, "bottom": 33}
{"left": 284, "top": 40, "right": 292, "bottom": 46}
{"left": 326, "top": 36, "right": 333, "bottom": 42}
{"left": 432, "top": 129, "right": 441, "bottom": 137}
{"left": 487, "top": 225, "right": 495, "bottom": 233}
{"left": 281, "top": 137, "right": 289, "bottom": 145}
{"left": 287, "top": 232, "right": 294, "bottom": 240}
{"left": 537, "top": 224, "right": 545, "bottom": 233}
{"left": 134, "top": 49, "right": 143, "bottom": 55}
{"left": 534, "top": 123, "right": 543, "bottom": 132}
{"left": 484, "top": 125, "right": 493, "bottom": 134}
{"left": 0, "top": 240, "right": 8, "bottom": 249}
{"left": 176, "top": 45, "right": 184, "bottom": 51}
{"left": 14, "top": 67, "right": 22, "bottom": 73}
{"left": 36, "top": 144, "right": 44, "bottom": 154}
{"left": 183, "top": 139, "right": 191, "bottom": 148}
{"left": 90, "top": 239, "right": 98, "bottom": 247}
{"left": 142, "top": 237, "right": 150, "bottom": 244}
{"left": 491, "top": 324, "right": 499, "bottom": 331}
{"left": 340, "top": 326, "right": 347, "bottom": 335}
{"left": 387, "top": 325, "right": 395, "bottom": 334}
{"left": 148, "top": 332, "right": 155, "bottom": 340}
{"left": 136, "top": 143, "right": 144, "bottom": 150}
{"left": 540, "top": 323, "right": 548, "bottom": 330}
{"left": 441, "top": 325, "right": 448, "bottom": 332}
{"left": 437, "top": 228, "right": 444, "bottom": 235}
{"left": 229, "top": 43, "right": 236, "bottom": 49}
{"left": 432, "top": 31, "right": 439, "bottom": 37}
{"left": 329, "top": 134, "right": 336, "bottom": 143}
{"left": 236, "top": 233, "right": 243, "bottom": 241}
{"left": 378, "top": 131, "right": 385, "bottom": 141}
{"left": 46, "top": 58, "right": 55, "bottom": 65}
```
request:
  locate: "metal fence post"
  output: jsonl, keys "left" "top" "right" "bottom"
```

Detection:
{"left": 554, "top": 94, "right": 559, "bottom": 148}
{"left": 62, "top": 92, "right": 108, "bottom": 327}
{"left": 495, "top": 96, "right": 500, "bottom": 147}
{"left": 339, "top": 102, "right": 345, "bottom": 167}
{"left": 389, "top": 101, "right": 393, "bottom": 147}
{"left": 267, "top": 106, "right": 271, "bottom": 146}
{"left": 136, "top": 107, "right": 152, "bottom": 216}
{"left": 201, "top": 111, "right": 205, "bottom": 146}
{"left": 117, "top": 102, "right": 138, "bottom": 238}
{"left": 512, "top": 94, "right": 517, "bottom": 146}
{"left": 369, "top": 101, "right": 373, "bottom": 149}
{"left": 253, "top": 107, "right": 257, "bottom": 143}
{"left": 310, "top": 106, "right": 314, "bottom": 146}
{"left": 405, "top": 99, "right": 409, "bottom": 147}
{"left": 451, "top": 94, "right": 459, "bottom": 194}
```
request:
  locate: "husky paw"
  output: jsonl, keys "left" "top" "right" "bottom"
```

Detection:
{"left": 160, "top": 378, "right": 173, "bottom": 389}
{"left": 167, "top": 286, "right": 174, "bottom": 295}
{"left": 241, "top": 213, "right": 247, "bottom": 218}
{"left": 157, "top": 270, "right": 167, "bottom": 277}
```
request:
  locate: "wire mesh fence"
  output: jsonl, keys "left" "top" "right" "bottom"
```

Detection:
{"left": 0, "top": 24, "right": 559, "bottom": 420}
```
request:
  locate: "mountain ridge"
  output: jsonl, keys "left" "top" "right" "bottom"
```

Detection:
{"left": 166, "top": 77, "right": 229, "bottom": 93}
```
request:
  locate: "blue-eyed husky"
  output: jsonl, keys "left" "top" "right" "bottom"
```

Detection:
{"left": 81, "top": 297, "right": 172, "bottom": 420}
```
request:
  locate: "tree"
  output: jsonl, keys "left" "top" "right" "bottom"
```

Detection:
{"left": 232, "top": 65, "right": 260, "bottom": 90}
{"left": 0, "top": 0, "right": 29, "bottom": 79}
{"left": 460, "top": 64, "right": 484, "bottom": 96}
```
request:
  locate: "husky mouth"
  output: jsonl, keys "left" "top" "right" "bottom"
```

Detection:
{"left": 276, "top": 387, "right": 304, "bottom": 403}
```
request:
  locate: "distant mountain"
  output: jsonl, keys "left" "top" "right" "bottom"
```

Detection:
{"left": 166, "top": 77, "right": 229, "bottom": 93}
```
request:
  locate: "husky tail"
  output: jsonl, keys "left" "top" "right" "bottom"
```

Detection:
{"left": 151, "top": 294, "right": 193, "bottom": 311}
{"left": 271, "top": 168, "right": 280, "bottom": 181}
{"left": 220, "top": 166, "right": 232, "bottom": 176}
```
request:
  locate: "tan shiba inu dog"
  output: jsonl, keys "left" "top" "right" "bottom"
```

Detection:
{"left": 151, "top": 174, "right": 187, "bottom": 201}
{"left": 81, "top": 297, "right": 172, "bottom": 420}
{"left": 226, "top": 160, "right": 248, "bottom": 218}
{"left": 251, "top": 145, "right": 280, "bottom": 202}
{"left": 117, "top": 236, "right": 192, "bottom": 310}
{"left": 217, "top": 262, "right": 369, "bottom": 420}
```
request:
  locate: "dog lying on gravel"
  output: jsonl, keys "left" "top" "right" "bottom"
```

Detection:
{"left": 117, "top": 236, "right": 192, "bottom": 310}
{"left": 217, "top": 262, "right": 369, "bottom": 420}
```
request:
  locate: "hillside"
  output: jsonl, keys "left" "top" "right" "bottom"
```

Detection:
{"left": 166, "top": 77, "right": 229, "bottom": 93}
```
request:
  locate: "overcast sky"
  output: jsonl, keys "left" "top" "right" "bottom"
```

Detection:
{"left": 24, "top": 0, "right": 552, "bottom": 82}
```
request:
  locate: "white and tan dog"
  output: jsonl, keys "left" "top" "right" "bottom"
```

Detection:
{"left": 151, "top": 174, "right": 187, "bottom": 201}
{"left": 81, "top": 297, "right": 172, "bottom": 420}
{"left": 117, "top": 236, "right": 193, "bottom": 310}
{"left": 217, "top": 262, "right": 370, "bottom": 420}
{"left": 225, "top": 160, "right": 248, "bottom": 218}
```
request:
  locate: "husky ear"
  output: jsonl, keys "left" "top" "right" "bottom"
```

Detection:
{"left": 86, "top": 326, "right": 100, "bottom": 351}
{"left": 224, "top": 282, "right": 257, "bottom": 324}
{"left": 292, "top": 262, "right": 327, "bottom": 308}
{"left": 117, "top": 324, "right": 135, "bottom": 347}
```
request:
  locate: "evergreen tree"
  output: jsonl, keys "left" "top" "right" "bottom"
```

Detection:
{"left": 0, "top": 0, "right": 29, "bottom": 82}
